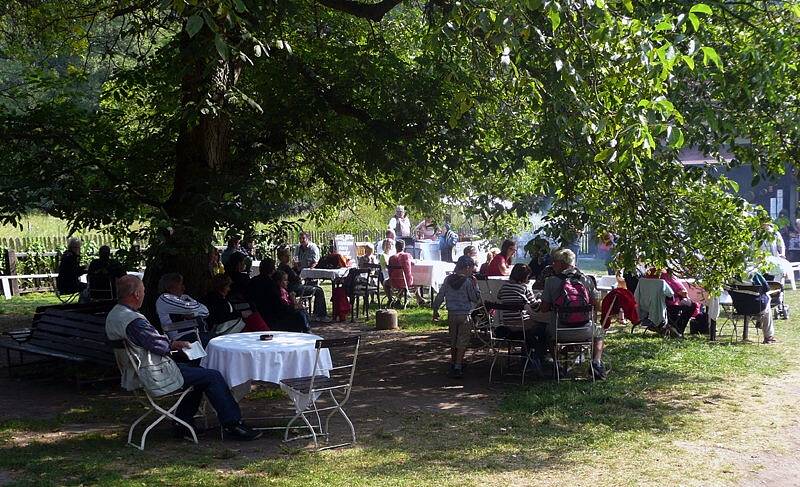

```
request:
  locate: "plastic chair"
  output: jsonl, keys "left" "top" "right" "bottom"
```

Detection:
{"left": 282, "top": 336, "right": 360, "bottom": 450}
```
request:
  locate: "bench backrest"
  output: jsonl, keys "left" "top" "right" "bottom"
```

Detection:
{"left": 28, "top": 309, "right": 114, "bottom": 364}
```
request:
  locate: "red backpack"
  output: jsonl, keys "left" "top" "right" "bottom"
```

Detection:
{"left": 553, "top": 272, "right": 592, "bottom": 326}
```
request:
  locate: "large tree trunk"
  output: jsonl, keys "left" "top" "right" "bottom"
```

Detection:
{"left": 141, "top": 30, "right": 241, "bottom": 319}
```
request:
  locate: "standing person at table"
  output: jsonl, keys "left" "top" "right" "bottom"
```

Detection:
{"left": 438, "top": 224, "right": 459, "bottom": 263}
{"left": 56, "top": 238, "right": 87, "bottom": 297}
{"left": 276, "top": 246, "right": 328, "bottom": 321}
{"left": 388, "top": 240, "right": 426, "bottom": 305}
{"left": 484, "top": 239, "right": 516, "bottom": 277}
{"left": 388, "top": 205, "right": 412, "bottom": 239}
{"left": 414, "top": 216, "right": 437, "bottom": 241}
{"left": 295, "top": 231, "right": 320, "bottom": 271}
{"left": 432, "top": 256, "right": 481, "bottom": 379}
{"left": 106, "top": 276, "right": 261, "bottom": 441}
{"left": 762, "top": 223, "right": 786, "bottom": 258}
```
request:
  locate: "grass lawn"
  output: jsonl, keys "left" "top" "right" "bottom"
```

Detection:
{"left": 0, "top": 291, "right": 798, "bottom": 486}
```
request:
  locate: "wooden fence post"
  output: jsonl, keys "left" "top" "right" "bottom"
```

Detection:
{"left": 5, "top": 249, "right": 19, "bottom": 297}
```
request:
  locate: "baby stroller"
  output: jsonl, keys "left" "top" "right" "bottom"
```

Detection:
{"left": 768, "top": 281, "right": 789, "bottom": 320}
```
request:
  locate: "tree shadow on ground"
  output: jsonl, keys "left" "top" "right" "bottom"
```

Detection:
{"left": 0, "top": 322, "right": 784, "bottom": 485}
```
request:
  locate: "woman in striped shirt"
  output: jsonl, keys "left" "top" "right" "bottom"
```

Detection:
{"left": 497, "top": 264, "right": 537, "bottom": 325}
{"left": 496, "top": 264, "right": 547, "bottom": 367}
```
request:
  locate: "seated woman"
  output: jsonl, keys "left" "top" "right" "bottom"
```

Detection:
{"left": 358, "top": 243, "right": 378, "bottom": 267}
{"left": 276, "top": 246, "right": 328, "bottom": 321}
{"left": 496, "top": 264, "right": 546, "bottom": 362}
{"left": 660, "top": 268, "right": 699, "bottom": 337}
{"left": 224, "top": 251, "right": 251, "bottom": 303}
{"left": 484, "top": 239, "right": 516, "bottom": 277}
{"left": 265, "top": 270, "right": 310, "bottom": 333}
{"left": 479, "top": 247, "right": 500, "bottom": 275}
{"left": 201, "top": 274, "right": 268, "bottom": 335}
{"left": 388, "top": 239, "right": 425, "bottom": 305}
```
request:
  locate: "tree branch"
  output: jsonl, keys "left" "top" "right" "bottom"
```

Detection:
{"left": 316, "top": 0, "right": 403, "bottom": 21}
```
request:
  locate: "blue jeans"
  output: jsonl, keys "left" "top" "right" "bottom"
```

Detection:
{"left": 176, "top": 364, "right": 240, "bottom": 426}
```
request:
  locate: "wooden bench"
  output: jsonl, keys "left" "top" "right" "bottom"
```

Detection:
{"left": 0, "top": 305, "right": 116, "bottom": 369}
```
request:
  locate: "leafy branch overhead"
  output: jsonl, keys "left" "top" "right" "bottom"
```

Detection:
{"left": 0, "top": 0, "right": 796, "bottom": 291}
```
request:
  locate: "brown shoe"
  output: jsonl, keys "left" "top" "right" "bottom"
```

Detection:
{"left": 763, "top": 336, "right": 777, "bottom": 344}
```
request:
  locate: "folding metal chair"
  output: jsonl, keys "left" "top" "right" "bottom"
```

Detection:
{"left": 553, "top": 305, "right": 596, "bottom": 382}
{"left": 120, "top": 343, "right": 198, "bottom": 451}
{"left": 281, "top": 336, "right": 360, "bottom": 450}
{"left": 485, "top": 301, "right": 533, "bottom": 385}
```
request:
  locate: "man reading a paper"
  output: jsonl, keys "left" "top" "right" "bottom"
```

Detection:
{"left": 106, "top": 275, "right": 261, "bottom": 441}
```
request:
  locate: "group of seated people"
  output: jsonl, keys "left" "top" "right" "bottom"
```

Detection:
{"left": 107, "top": 275, "right": 263, "bottom": 442}
{"left": 433, "top": 247, "right": 608, "bottom": 380}
{"left": 56, "top": 239, "right": 127, "bottom": 301}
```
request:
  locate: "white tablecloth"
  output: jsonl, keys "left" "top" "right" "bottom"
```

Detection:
{"left": 415, "top": 241, "right": 441, "bottom": 261}
{"left": 483, "top": 276, "right": 536, "bottom": 297}
{"left": 200, "top": 332, "right": 332, "bottom": 388}
{"left": 299, "top": 267, "right": 350, "bottom": 281}
{"left": 412, "top": 260, "right": 455, "bottom": 290}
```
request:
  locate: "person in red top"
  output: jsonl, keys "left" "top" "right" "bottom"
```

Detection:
{"left": 484, "top": 239, "right": 516, "bottom": 277}
{"left": 388, "top": 240, "right": 425, "bottom": 305}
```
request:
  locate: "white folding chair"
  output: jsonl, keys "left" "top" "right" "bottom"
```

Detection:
{"left": 282, "top": 336, "right": 360, "bottom": 450}
{"left": 120, "top": 343, "right": 198, "bottom": 451}
{"left": 553, "top": 305, "right": 596, "bottom": 382}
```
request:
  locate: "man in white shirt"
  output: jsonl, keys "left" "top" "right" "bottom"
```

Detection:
{"left": 388, "top": 205, "right": 411, "bottom": 238}
{"left": 295, "top": 231, "right": 321, "bottom": 271}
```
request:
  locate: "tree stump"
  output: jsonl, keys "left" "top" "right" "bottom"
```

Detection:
{"left": 375, "top": 309, "right": 398, "bottom": 330}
